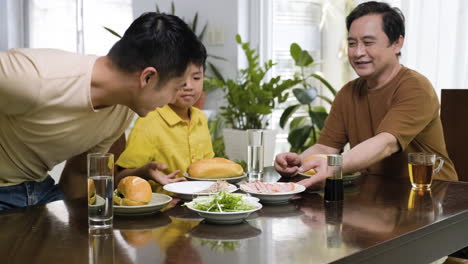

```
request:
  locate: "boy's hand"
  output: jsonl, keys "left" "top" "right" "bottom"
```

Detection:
{"left": 144, "top": 162, "right": 185, "bottom": 185}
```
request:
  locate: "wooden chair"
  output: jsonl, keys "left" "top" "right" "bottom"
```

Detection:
{"left": 440, "top": 89, "right": 468, "bottom": 182}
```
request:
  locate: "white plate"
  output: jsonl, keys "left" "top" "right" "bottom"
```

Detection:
{"left": 183, "top": 172, "right": 247, "bottom": 184}
{"left": 185, "top": 197, "right": 262, "bottom": 224}
{"left": 114, "top": 193, "right": 172, "bottom": 216}
{"left": 297, "top": 171, "right": 361, "bottom": 185}
{"left": 163, "top": 181, "right": 238, "bottom": 200}
{"left": 240, "top": 182, "right": 306, "bottom": 204}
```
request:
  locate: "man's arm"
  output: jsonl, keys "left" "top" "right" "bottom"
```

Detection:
{"left": 59, "top": 152, "right": 88, "bottom": 200}
{"left": 298, "top": 132, "right": 399, "bottom": 187}
{"left": 299, "top": 144, "right": 340, "bottom": 161}
{"left": 59, "top": 134, "right": 127, "bottom": 200}
{"left": 342, "top": 132, "right": 400, "bottom": 174}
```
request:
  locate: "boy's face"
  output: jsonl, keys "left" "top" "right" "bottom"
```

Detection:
{"left": 170, "top": 64, "right": 204, "bottom": 109}
{"left": 134, "top": 68, "right": 189, "bottom": 117}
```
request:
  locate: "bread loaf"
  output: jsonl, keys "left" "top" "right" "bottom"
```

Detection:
{"left": 114, "top": 176, "right": 152, "bottom": 206}
{"left": 188, "top": 158, "right": 244, "bottom": 178}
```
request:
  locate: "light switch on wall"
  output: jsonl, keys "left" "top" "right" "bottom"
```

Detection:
{"left": 207, "top": 26, "right": 225, "bottom": 46}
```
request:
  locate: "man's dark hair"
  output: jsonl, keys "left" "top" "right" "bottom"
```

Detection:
{"left": 346, "top": 1, "right": 405, "bottom": 56}
{"left": 107, "top": 12, "right": 207, "bottom": 84}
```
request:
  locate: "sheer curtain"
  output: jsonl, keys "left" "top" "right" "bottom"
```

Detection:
{"left": 400, "top": 0, "right": 468, "bottom": 97}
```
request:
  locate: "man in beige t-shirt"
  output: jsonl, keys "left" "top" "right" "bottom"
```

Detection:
{"left": 0, "top": 13, "right": 207, "bottom": 210}
{"left": 275, "top": 2, "right": 457, "bottom": 187}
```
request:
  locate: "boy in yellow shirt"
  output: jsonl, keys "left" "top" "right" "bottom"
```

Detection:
{"left": 115, "top": 62, "right": 214, "bottom": 193}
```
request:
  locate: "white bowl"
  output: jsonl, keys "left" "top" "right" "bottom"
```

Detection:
{"left": 240, "top": 182, "right": 306, "bottom": 204}
{"left": 185, "top": 197, "right": 262, "bottom": 224}
{"left": 163, "top": 181, "right": 238, "bottom": 200}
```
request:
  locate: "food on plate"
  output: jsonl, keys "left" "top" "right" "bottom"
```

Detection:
{"left": 303, "top": 154, "right": 327, "bottom": 175}
{"left": 196, "top": 180, "right": 231, "bottom": 193}
{"left": 88, "top": 179, "right": 96, "bottom": 205}
{"left": 188, "top": 158, "right": 244, "bottom": 179}
{"left": 114, "top": 176, "right": 152, "bottom": 206}
{"left": 241, "top": 181, "right": 296, "bottom": 194}
{"left": 185, "top": 192, "right": 257, "bottom": 212}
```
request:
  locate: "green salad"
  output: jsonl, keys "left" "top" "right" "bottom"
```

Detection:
{"left": 186, "top": 192, "right": 257, "bottom": 212}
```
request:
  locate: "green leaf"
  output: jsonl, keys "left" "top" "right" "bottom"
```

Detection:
{"left": 208, "top": 62, "right": 225, "bottom": 84}
{"left": 290, "top": 116, "right": 307, "bottom": 129}
{"left": 293, "top": 88, "right": 318, "bottom": 104}
{"left": 198, "top": 23, "right": 208, "bottom": 41}
{"left": 103, "top": 26, "right": 122, "bottom": 38}
{"left": 235, "top": 34, "right": 242, "bottom": 44}
{"left": 192, "top": 12, "right": 199, "bottom": 33}
{"left": 288, "top": 126, "right": 313, "bottom": 150}
{"left": 171, "top": 1, "right": 175, "bottom": 15}
{"left": 155, "top": 3, "right": 161, "bottom": 13}
{"left": 290, "top": 43, "right": 301, "bottom": 64}
{"left": 297, "top": 50, "right": 313, "bottom": 67}
{"left": 279, "top": 104, "right": 301, "bottom": 128}
{"left": 309, "top": 111, "right": 328, "bottom": 130}
{"left": 208, "top": 54, "right": 227, "bottom": 61}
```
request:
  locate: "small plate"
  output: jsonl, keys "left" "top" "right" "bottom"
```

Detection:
{"left": 240, "top": 182, "right": 306, "bottom": 204}
{"left": 297, "top": 171, "right": 362, "bottom": 185}
{"left": 163, "top": 181, "right": 238, "bottom": 200}
{"left": 185, "top": 197, "right": 262, "bottom": 224}
{"left": 114, "top": 193, "right": 172, "bottom": 216}
{"left": 183, "top": 172, "right": 247, "bottom": 184}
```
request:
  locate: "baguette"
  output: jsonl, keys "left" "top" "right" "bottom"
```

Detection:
{"left": 188, "top": 158, "right": 244, "bottom": 178}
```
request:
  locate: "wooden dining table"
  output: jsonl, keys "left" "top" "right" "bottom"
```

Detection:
{"left": 1, "top": 167, "right": 468, "bottom": 264}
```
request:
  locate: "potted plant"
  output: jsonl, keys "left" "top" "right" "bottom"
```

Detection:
{"left": 279, "top": 43, "right": 337, "bottom": 153}
{"left": 219, "top": 34, "right": 300, "bottom": 166}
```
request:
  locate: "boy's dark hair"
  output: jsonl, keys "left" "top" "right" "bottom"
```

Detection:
{"left": 108, "top": 12, "right": 207, "bottom": 84}
{"left": 346, "top": 1, "right": 405, "bottom": 56}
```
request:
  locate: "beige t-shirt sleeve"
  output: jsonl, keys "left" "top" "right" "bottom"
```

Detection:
{"left": 0, "top": 52, "right": 40, "bottom": 115}
{"left": 375, "top": 76, "right": 439, "bottom": 151}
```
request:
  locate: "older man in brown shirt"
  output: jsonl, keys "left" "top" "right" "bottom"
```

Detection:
{"left": 275, "top": 2, "right": 457, "bottom": 187}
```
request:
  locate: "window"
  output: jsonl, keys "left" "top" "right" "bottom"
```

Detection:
{"left": 27, "top": 0, "right": 133, "bottom": 55}
{"left": 252, "top": 0, "right": 322, "bottom": 153}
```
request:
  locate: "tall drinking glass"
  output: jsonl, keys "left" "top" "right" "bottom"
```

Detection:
{"left": 247, "top": 129, "right": 264, "bottom": 178}
{"left": 88, "top": 153, "right": 114, "bottom": 230}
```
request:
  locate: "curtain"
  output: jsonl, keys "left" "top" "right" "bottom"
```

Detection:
{"left": 400, "top": 0, "right": 468, "bottom": 97}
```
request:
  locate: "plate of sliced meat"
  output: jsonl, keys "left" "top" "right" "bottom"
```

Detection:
{"left": 239, "top": 181, "right": 306, "bottom": 204}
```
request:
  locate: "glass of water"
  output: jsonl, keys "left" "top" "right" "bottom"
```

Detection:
{"left": 247, "top": 129, "right": 264, "bottom": 178}
{"left": 88, "top": 153, "right": 114, "bottom": 230}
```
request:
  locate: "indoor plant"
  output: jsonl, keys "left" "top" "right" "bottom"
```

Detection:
{"left": 220, "top": 34, "right": 300, "bottom": 165}
{"left": 279, "top": 43, "right": 337, "bottom": 153}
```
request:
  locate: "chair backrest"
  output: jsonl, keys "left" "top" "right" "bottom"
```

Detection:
{"left": 440, "top": 89, "right": 468, "bottom": 181}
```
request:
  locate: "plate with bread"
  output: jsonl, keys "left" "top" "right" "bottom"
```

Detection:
{"left": 113, "top": 176, "right": 172, "bottom": 216}
{"left": 163, "top": 180, "right": 238, "bottom": 200}
{"left": 184, "top": 158, "right": 247, "bottom": 183}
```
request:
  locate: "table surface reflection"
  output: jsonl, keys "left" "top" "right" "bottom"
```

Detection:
{"left": 2, "top": 168, "right": 468, "bottom": 264}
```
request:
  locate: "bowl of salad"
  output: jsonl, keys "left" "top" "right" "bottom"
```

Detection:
{"left": 184, "top": 192, "right": 262, "bottom": 224}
